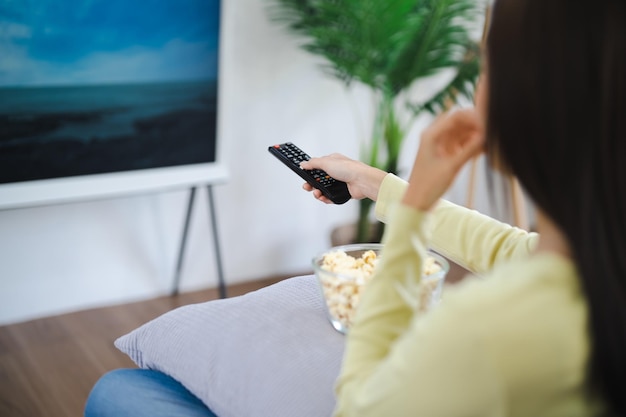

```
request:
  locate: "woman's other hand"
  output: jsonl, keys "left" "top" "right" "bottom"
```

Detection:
{"left": 300, "top": 154, "right": 387, "bottom": 204}
{"left": 403, "top": 109, "right": 484, "bottom": 211}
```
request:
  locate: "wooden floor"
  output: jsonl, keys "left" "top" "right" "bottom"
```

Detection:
{"left": 0, "top": 275, "right": 292, "bottom": 417}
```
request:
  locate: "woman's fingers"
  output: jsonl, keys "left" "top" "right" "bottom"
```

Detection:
{"left": 302, "top": 183, "right": 332, "bottom": 204}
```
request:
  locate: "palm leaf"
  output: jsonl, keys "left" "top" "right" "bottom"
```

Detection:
{"left": 267, "top": 0, "right": 482, "bottom": 92}
{"left": 386, "top": 0, "right": 480, "bottom": 93}
{"left": 407, "top": 40, "right": 481, "bottom": 115}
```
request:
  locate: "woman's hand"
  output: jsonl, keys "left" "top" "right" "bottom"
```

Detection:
{"left": 403, "top": 109, "right": 485, "bottom": 211}
{"left": 300, "top": 154, "right": 387, "bottom": 204}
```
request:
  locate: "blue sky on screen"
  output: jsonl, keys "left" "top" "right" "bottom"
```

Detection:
{"left": 0, "top": 0, "right": 220, "bottom": 87}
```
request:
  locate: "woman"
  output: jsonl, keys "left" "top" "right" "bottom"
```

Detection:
{"left": 301, "top": 0, "right": 625, "bottom": 415}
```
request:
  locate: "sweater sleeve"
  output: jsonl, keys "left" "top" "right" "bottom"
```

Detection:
{"left": 374, "top": 173, "right": 539, "bottom": 274}
{"left": 334, "top": 205, "right": 504, "bottom": 417}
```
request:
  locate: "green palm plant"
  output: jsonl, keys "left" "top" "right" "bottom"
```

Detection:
{"left": 268, "top": 0, "right": 483, "bottom": 243}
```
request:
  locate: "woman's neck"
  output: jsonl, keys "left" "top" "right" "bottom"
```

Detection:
{"left": 533, "top": 209, "right": 572, "bottom": 259}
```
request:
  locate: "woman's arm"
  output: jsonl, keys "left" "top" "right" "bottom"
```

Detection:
{"left": 376, "top": 174, "right": 538, "bottom": 275}
{"left": 301, "top": 156, "right": 538, "bottom": 275}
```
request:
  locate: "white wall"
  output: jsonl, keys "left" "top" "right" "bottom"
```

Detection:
{"left": 0, "top": 0, "right": 505, "bottom": 325}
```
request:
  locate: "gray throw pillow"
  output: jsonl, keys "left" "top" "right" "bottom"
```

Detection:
{"left": 115, "top": 275, "right": 345, "bottom": 417}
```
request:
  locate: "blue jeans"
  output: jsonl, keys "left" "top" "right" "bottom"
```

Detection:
{"left": 85, "top": 368, "right": 218, "bottom": 417}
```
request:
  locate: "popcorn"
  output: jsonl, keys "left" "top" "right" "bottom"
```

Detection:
{"left": 318, "top": 249, "right": 443, "bottom": 332}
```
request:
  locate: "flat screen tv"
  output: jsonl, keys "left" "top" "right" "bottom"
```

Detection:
{"left": 0, "top": 0, "right": 226, "bottom": 209}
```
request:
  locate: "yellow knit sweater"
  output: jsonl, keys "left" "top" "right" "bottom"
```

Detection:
{"left": 334, "top": 174, "right": 603, "bottom": 417}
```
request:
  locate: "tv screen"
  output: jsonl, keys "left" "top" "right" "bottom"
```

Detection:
{"left": 0, "top": 0, "right": 224, "bottom": 207}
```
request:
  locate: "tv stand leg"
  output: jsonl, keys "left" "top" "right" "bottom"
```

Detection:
{"left": 172, "top": 186, "right": 227, "bottom": 298}
{"left": 172, "top": 187, "right": 196, "bottom": 296}
{"left": 207, "top": 185, "right": 227, "bottom": 299}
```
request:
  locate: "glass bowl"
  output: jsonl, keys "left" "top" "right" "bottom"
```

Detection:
{"left": 312, "top": 243, "right": 449, "bottom": 334}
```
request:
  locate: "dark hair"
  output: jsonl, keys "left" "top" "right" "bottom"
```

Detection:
{"left": 485, "top": 0, "right": 626, "bottom": 414}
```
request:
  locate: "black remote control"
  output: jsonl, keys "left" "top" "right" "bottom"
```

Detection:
{"left": 268, "top": 142, "right": 351, "bottom": 204}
